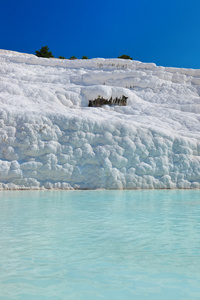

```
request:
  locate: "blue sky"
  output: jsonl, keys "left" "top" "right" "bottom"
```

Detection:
{"left": 1, "top": 0, "right": 200, "bottom": 68}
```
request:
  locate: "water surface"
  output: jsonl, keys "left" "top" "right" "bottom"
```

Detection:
{"left": 0, "top": 190, "right": 200, "bottom": 299}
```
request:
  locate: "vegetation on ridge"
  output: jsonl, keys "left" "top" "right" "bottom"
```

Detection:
{"left": 35, "top": 46, "right": 54, "bottom": 58}
{"left": 118, "top": 54, "right": 132, "bottom": 60}
{"left": 35, "top": 46, "right": 132, "bottom": 60}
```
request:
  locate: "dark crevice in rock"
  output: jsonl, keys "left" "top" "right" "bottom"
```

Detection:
{"left": 88, "top": 95, "right": 128, "bottom": 107}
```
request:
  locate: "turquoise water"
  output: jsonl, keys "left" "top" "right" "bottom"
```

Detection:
{"left": 0, "top": 190, "right": 200, "bottom": 300}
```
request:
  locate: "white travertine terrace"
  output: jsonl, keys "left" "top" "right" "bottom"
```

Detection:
{"left": 0, "top": 50, "right": 200, "bottom": 189}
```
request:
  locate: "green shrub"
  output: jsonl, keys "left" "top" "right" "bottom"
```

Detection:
{"left": 118, "top": 54, "right": 132, "bottom": 60}
{"left": 82, "top": 56, "right": 88, "bottom": 59}
{"left": 59, "top": 56, "right": 65, "bottom": 59}
{"left": 35, "top": 46, "right": 54, "bottom": 58}
{"left": 69, "top": 56, "right": 77, "bottom": 60}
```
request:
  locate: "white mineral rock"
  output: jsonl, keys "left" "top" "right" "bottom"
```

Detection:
{"left": 0, "top": 50, "right": 200, "bottom": 189}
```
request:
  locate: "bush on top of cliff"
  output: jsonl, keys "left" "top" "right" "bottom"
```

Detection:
{"left": 118, "top": 54, "right": 132, "bottom": 60}
{"left": 69, "top": 56, "right": 77, "bottom": 60}
{"left": 35, "top": 46, "right": 54, "bottom": 58}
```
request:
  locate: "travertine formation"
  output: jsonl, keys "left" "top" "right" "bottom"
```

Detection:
{"left": 0, "top": 50, "right": 200, "bottom": 189}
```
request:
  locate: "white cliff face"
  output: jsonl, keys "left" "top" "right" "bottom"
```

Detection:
{"left": 0, "top": 50, "right": 200, "bottom": 189}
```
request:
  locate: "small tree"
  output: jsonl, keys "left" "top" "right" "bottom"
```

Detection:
{"left": 35, "top": 46, "right": 54, "bottom": 58}
{"left": 69, "top": 56, "right": 77, "bottom": 60}
{"left": 59, "top": 56, "right": 65, "bottom": 59}
{"left": 82, "top": 56, "right": 88, "bottom": 59}
{"left": 118, "top": 54, "right": 132, "bottom": 60}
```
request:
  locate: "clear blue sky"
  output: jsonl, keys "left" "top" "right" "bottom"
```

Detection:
{"left": 1, "top": 0, "right": 200, "bottom": 68}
